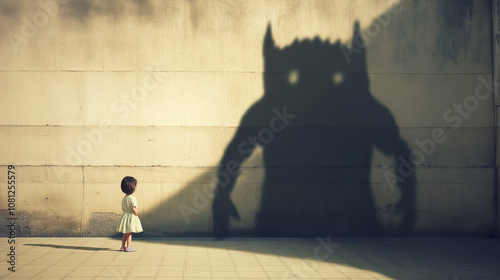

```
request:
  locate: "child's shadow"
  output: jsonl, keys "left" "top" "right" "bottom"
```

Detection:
{"left": 25, "top": 244, "right": 115, "bottom": 251}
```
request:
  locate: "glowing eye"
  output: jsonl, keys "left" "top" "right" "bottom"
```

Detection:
{"left": 332, "top": 72, "right": 344, "bottom": 86}
{"left": 288, "top": 69, "right": 299, "bottom": 85}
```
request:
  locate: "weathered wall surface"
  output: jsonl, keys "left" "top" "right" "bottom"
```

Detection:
{"left": 0, "top": 0, "right": 496, "bottom": 237}
{"left": 494, "top": 0, "right": 500, "bottom": 237}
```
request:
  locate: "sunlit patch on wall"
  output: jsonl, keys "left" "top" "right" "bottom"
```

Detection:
{"left": 288, "top": 69, "right": 299, "bottom": 85}
{"left": 332, "top": 71, "right": 344, "bottom": 86}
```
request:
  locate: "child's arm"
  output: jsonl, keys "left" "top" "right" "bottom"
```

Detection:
{"left": 132, "top": 206, "right": 138, "bottom": 216}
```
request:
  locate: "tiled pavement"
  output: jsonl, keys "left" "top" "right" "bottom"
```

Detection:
{"left": 1, "top": 237, "right": 499, "bottom": 280}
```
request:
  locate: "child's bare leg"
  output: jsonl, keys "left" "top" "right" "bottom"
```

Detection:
{"left": 121, "top": 233, "right": 127, "bottom": 248}
{"left": 126, "top": 233, "right": 132, "bottom": 248}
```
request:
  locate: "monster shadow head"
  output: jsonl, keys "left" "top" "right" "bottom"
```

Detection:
{"left": 262, "top": 22, "right": 369, "bottom": 118}
{"left": 212, "top": 22, "right": 416, "bottom": 237}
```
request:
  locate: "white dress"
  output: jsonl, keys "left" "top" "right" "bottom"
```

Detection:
{"left": 116, "top": 195, "right": 143, "bottom": 233}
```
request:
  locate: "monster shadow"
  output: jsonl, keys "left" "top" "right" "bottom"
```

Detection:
{"left": 212, "top": 22, "right": 416, "bottom": 237}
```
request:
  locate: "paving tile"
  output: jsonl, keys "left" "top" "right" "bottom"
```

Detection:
{"left": 109, "top": 261, "right": 136, "bottom": 266}
{"left": 136, "top": 258, "right": 164, "bottom": 265}
{"left": 290, "top": 270, "right": 323, "bottom": 279}
{"left": 3, "top": 265, "right": 45, "bottom": 277}
{"left": 81, "top": 259, "right": 114, "bottom": 266}
{"left": 161, "top": 260, "right": 185, "bottom": 266}
{"left": 44, "top": 265, "right": 79, "bottom": 271}
{"left": 238, "top": 270, "right": 269, "bottom": 278}
{"left": 66, "top": 266, "right": 106, "bottom": 277}
{"left": 1, "top": 237, "right": 500, "bottom": 280}
{"left": 183, "top": 270, "right": 212, "bottom": 277}
{"left": 156, "top": 269, "right": 184, "bottom": 277}
{"left": 57, "top": 277, "right": 95, "bottom": 280}
{"left": 36, "top": 269, "right": 70, "bottom": 277}
{"left": 262, "top": 265, "right": 290, "bottom": 271}
{"left": 159, "top": 265, "right": 185, "bottom": 271}
{"left": 236, "top": 265, "right": 265, "bottom": 271}
{"left": 129, "top": 265, "right": 159, "bottom": 277}
{"left": 185, "top": 265, "right": 210, "bottom": 271}
{"left": 267, "top": 270, "right": 293, "bottom": 278}
{"left": 211, "top": 270, "right": 240, "bottom": 278}
{"left": 97, "top": 266, "right": 132, "bottom": 277}
{"left": 211, "top": 265, "right": 237, "bottom": 271}
{"left": 341, "top": 271, "right": 377, "bottom": 278}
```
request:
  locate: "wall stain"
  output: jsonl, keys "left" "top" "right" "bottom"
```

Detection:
{"left": 0, "top": 210, "right": 80, "bottom": 237}
{"left": 433, "top": 0, "right": 475, "bottom": 64}
{"left": 84, "top": 212, "right": 121, "bottom": 237}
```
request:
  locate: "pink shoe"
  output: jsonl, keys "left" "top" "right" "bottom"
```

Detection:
{"left": 125, "top": 247, "right": 137, "bottom": 252}
{"left": 119, "top": 247, "right": 125, "bottom": 251}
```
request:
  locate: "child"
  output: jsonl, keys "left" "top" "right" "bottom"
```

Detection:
{"left": 116, "top": 176, "right": 143, "bottom": 252}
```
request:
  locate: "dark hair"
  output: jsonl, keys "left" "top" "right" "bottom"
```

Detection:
{"left": 121, "top": 176, "right": 137, "bottom": 195}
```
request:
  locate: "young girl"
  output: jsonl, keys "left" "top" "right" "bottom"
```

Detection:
{"left": 116, "top": 176, "right": 143, "bottom": 252}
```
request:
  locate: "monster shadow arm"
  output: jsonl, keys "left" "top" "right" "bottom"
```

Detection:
{"left": 374, "top": 115, "right": 417, "bottom": 235}
{"left": 212, "top": 103, "right": 263, "bottom": 237}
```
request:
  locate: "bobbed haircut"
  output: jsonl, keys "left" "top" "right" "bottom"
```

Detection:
{"left": 121, "top": 176, "right": 137, "bottom": 195}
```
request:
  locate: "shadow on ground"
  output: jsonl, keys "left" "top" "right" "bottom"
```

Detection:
{"left": 24, "top": 243, "right": 115, "bottom": 251}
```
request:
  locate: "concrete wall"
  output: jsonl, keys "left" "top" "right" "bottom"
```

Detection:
{"left": 0, "top": 0, "right": 496, "bottom": 237}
